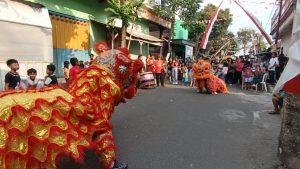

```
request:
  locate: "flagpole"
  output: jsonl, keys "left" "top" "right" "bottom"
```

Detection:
{"left": 199, "top": 0, "right": 224, "bottom": 50}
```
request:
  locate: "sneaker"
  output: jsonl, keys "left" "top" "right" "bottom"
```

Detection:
{"left": 112, "top": 161, "right": 128, "bottom": 169}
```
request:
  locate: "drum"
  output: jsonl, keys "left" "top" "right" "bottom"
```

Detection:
{"left": 139, "top": 72, "right": 156, "bottom": 89}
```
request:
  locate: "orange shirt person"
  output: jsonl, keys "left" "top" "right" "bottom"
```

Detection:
{"left": 154, "top": 56, "right": 165, "bottom": 87}
{"left": 147, "top": 56, "right": 155, "bottom": 74}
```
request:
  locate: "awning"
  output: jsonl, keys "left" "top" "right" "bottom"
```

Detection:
{"left": 127, "top": 30, "right": 163, "bottom": 46}
{"left": 172, "top": 39, "right": 196, "bottom": 47}
{"left": 0, "top": 0, "right": 52, "bottom": 28}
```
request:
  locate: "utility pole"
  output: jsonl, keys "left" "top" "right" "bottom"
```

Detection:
{"left": 275, "top": 0, "right": 283, "bottom": 46}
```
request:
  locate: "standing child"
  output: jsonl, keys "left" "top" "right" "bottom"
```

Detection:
{"left": 189, "top": 68, "right": 195, "bottom": 87}
{"left": 79, "top": 60, "right": 85, "bottom": 69}
{"left": 69, "top": 57, "right": 80, "bottom": 80}
{"left": 44, "top": 64, "right": 58, "bottom": 86}
{"left": 21, "top": 68, "right": 44, "bottom": 89}
{"left": 4, "top": 59, "right": 21, "bottom": 91}
{"left": 243, "top": 64, "right": 254, "bottom": 90}
{"left": 220, "top": 62, "right": 228, "bottom": 81}
{"left": 64, "top": 61, "right": 70, "bottom": 82}
{"left": 182, "top": 64, "right": 189, "bottom": 86}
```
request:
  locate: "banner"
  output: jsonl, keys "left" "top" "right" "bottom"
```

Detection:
{"left": 199, "top": 0, "right": 224, "bottom": 49}
{"left": 234, "top": 0, "right": 272, "bottom": 45}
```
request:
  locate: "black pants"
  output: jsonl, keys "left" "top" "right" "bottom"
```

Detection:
{"left": 156, "top": 73, "right": 165, "bottom": 86}
{"left": 226, "top": 72, "right": 234, "bottom": 84}
{"left": 269, "top": 71, "right": 276, "bottom": 85}
{"left": 275, "top": 67, "right": 283, "bottom": 80}
{"left": 235, "top": 71, "right": 242, "bottom": 84}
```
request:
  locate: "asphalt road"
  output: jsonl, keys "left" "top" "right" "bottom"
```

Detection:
{"left": 111, "top": 85, "right": 283, "bottom": 169}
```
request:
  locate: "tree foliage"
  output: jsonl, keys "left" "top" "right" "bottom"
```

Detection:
{"left": 237, "top": 28, "right": 255, "bottom": 55}
{"left": 105, "top": 0, "right": 144, "bottom": 27}
{"left": 255, "top": 33, "right": 267, "bottom": 53}
{"left": 105, "top": 0, "right": 144, "bottom": 47}
{"left": 154, "top": 0, "right": 203, "bottom": 53}
{"left": 185, "top": 3, "right": 234, "bottom": 55}
{"left": 237, "top": 28, "right": 253, "bottom": 47}
{"left": 154, "top": 0, "right": 202, "bottom": 27}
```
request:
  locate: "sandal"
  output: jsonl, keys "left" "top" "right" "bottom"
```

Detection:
{"left": 268, "top": 111, "right": 280, "bottom": 115}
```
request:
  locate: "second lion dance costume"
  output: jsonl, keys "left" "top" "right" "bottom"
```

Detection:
{"left": 0, "top": 42, "right": 144, "bottom": 169}
{"left": 192, "top": 59, "right": 227, "bottom": 94}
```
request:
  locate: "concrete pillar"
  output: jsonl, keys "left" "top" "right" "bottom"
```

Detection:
{"left": 139, "top": 41, "right": 144, "bottom": 55}
{"left": 278, "top": 93, "right": 300, "bottom": 169}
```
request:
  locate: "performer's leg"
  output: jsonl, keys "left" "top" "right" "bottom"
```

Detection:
{"left": 195, "top": 80, "right": 200, "bottom": 92}
{"left": 199, "top": 80, "right": 206, "bottom": 92}
{"left": 175, "top": 68, "right": 178, "bottom": 84}
{"left": 156, "top": 73, "right": 160, "bottom": 86}
{"left": 93, "top": 121, "right": 127, "bottom": 169}
{"left": 161, "top": 73, "right": 165, "bottom": 86}
{"left": 172, "top": 68, "right": 175, "bottom": 84}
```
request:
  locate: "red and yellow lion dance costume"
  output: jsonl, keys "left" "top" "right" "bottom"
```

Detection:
{"left": 192, "top": 60, "right": 227, "bottom": 94}
{"left": 0, "top": 42, "right": 144, "bottom": 169}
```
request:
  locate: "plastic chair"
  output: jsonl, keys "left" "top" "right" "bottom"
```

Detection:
{"left": 255, "top": 73, "right": 268, "bottom": 92}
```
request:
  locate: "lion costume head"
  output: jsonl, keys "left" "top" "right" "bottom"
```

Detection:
{"left": 192, "top": 60, "right": 212, "bottom": 80}
{"left": 93, "top": 42, "right": 144, "bottom": 99}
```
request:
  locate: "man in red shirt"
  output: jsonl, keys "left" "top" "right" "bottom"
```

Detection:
{"left": 147, "top": 55, "right": 155, "bottom": 74}
{"left": 154, "top": 56, "right": 165, "bottom": 87}
{"left": 235, "top": 58, "right": 244, "bottom": 85}
{"left": 69, "top": 57, "right": 80, "bottom": 80}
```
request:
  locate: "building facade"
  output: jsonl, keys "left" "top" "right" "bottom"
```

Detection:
{"left": 270, "top": 0, "right": 297, "bottom": 55}
{"left": 172, "top": 20, "right": 195, "bottom": 61}
{"left": 27, "top": 0, "right": 171, "bottom": 76}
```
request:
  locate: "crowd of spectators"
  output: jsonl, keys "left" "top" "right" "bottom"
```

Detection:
{"left": 211, "top": 51, "right": 288, "bottom": 91}
{"left": 3, "top": 54, "right": 96, "bottom": 91}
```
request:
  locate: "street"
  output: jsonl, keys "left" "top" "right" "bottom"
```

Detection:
{"left": 112, "top": 86, "right": 282, "bottom": 169}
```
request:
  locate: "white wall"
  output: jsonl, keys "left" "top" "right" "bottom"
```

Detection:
{"left": 281, "top": 29, "right": 293, "bottom": 55}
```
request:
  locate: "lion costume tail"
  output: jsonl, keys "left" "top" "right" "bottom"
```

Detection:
{"left": 206, "top": 75, "right": 228, "bottom": 94}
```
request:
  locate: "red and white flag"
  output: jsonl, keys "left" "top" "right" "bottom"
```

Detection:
{"left": 199, "top": 0, "right": 224, "bottom": 49}
{"left": 234, "top": 0, "right": 272, "bottom": 45}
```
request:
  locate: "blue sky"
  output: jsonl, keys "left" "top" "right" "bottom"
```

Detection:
{"left": 202, "top": 0, "right": 277, "bottom": 34}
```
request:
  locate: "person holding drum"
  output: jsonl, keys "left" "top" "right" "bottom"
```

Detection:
{"left": 154, "top": 56, "right": 165, "bottom": 87}
{"left": 136, "top": 55, "right": 145, "bottom": 89}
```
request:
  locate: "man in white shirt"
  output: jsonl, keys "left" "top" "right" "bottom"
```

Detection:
{"left": 268, "top": 52, "right": 279, "bottom": 85}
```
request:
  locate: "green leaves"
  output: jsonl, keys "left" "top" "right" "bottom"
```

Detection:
{"left": 153, "top": 0, "right": 203, "bottom": 41}
{"left": 184, "top": 3, "right": 234, "bottom": 55}
{"left": 105, "top": 0, "right": 144, "bottom": 28}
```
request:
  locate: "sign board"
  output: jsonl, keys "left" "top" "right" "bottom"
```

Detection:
{"left": 185, "top": 45, "right": 193, "bottom": 60}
